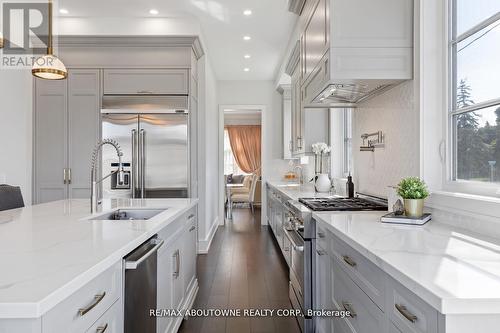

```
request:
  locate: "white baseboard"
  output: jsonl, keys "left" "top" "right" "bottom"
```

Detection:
{"left": 197, "top": 216, "right": 219, "bottom": 254}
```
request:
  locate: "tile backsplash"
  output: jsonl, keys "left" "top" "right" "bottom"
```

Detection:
{"left": 353, "top": 81, "right": 419, "bottom": 198}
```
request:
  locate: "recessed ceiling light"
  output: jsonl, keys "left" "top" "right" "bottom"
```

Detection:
{"left": 243, "top": 36, "right": 251, "bottom": 41}
{"left": 244, "top": 68, "right": 250, "bottom": 72}
{"left": 244, "top": 54, "right": 251, "bottom": 59}
{"left": 149, "top": 9, "right": 159, "bottom": 15}
{"left": 243, "top": 9, "right": 252, "bottom": 16}
{"left": 59, "top": 8, "right": 68, "bottom": 14}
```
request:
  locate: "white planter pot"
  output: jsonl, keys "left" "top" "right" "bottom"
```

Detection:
{"left": 315, "top": 174, "right": 331, "bottom": 193}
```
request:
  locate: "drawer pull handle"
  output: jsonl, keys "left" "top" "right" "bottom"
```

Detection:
{"left": 317, "top": 232, "right": 325, "bottom": 238}
{"left": 187, "top": 214, "right": 195, "bottom": 220}
{"left": 96, "top": 323, "right": 108, "bottom": 333}
{"left": 78, "top": 292, "right": 106, "bottom": 316}
{"left": 316, "top": 249, "right": 326, "bottom": 256}
{"left": 189, "top": 225, "right": 196, "bottom": 232}
{"left": 342, "top": 301, "right": 357, "bottom": 318}
{"left": 342, "top": 255, "right": 357, "bottom": 267}
{"left": 395, "top": 304, "right": 417, "bottom": 323}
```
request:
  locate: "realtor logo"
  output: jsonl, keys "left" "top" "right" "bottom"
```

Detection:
{"left": 1, "top": 1, "right": 59, "bottom": 69}
{"left": 2, "top": 2, "right": 49, "bottom": 54}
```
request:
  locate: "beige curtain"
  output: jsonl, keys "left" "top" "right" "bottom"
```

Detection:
{"left": 225, "top": 125, "right": 261, "bottom": 175}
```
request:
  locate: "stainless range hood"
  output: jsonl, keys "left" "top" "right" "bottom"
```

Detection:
{"left": 311, "top": 83, "right": 394, "bottom": 105}
{"left": 289, "top": 0, "right": 414, "bottom": 107}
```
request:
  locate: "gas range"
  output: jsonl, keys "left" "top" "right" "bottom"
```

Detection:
{"left": 298, "top": 195, "right": 388, "bottom": 212}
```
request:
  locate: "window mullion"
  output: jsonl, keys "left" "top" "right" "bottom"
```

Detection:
{"left": 453, "top": 12, "right": 500, "bottom": 43}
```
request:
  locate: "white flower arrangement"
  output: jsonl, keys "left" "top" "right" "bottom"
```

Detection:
{"left": 311, "top": 142, "right": 331, "bottom": 155}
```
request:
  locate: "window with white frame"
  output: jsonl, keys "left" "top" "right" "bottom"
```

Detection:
{"left": 449, "top": 1, "right": 500, "bottom": 188}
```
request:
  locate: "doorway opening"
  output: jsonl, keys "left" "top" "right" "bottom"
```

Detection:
{"left": 218, "top": 105, "right": 264, "bottom": 225}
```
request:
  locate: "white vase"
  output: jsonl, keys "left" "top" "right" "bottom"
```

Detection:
{"left": 315, "top": 174, "right": 331, "bottom": 193}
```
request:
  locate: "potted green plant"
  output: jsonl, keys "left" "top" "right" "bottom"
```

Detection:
{"left": 396, "top": 177, "right": 429, "bottom": 218}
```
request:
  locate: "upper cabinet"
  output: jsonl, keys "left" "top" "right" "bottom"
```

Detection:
{"left": 103, "top": 69, "right": 189, "bottom": 95}
{"left": 33, "top": 70, "right": 100, "bottom": 204}
{"left": 301, "top": 0, "right": 329, "bottom": 82}
{"left": 296, "top": 0, "right": 413, "bottom": 105}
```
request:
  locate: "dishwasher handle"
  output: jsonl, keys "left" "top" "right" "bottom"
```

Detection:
{"left": 125, "top": 238, "right": 164, "bottom": 270}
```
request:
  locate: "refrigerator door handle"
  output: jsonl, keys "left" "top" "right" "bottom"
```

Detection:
{"left": 139, "top": 129, "right": 146, "bottom": 198}
{"left": 131, "top": 129, "right": 137, "bottom": 199}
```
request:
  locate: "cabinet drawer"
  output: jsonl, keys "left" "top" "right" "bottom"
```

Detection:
{"left": 85, "top": 299, "right": 123, "bottom": 333}
{"left": 332, "top": 262, "right": 387, "bottom": 333}
{"left": 385, "top": 276, "right": 438, "bottom": 333}
{"left": 103, "top": 69, "right": 189, "bottom": 95}
{"left": 331, "top": 233, "right": 385, "bottom": 309}
{"left": 43, "top": 261, "right": 122, "bottom": 333}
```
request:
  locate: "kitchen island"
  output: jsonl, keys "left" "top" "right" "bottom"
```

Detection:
{"left": 0, "top": 198, "right": 198, "bottom": 333}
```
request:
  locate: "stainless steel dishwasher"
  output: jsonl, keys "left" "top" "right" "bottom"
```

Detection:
{"left": 124, "top": 236, "right": 164, "bottom": 333}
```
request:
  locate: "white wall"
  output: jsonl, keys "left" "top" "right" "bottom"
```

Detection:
{"left": 0, "top": 69, "right": 33, "bottom": 204}
{"left": 197, "top": 56, "right": 220, "bottom": 253}
{"left": 218, "top": 80, "right": 290, "bottom": 224}
{"left": 352, "top": 81, "right": 420, "bottom": 198}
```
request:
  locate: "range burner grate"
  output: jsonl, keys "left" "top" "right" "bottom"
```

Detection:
{"left": 299, "top": 197, "right": 387, "bottom": 211}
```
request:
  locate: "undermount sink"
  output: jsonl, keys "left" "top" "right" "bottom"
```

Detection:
{"left": 88, "top": 208, "right": 166, "bottom": 221}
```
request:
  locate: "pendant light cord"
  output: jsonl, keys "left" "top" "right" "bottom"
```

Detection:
{"left": 47, "top": 0, "right": 53, "bottom": 55}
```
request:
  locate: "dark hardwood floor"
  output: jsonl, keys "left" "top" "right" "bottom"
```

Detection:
{"left": 178, "top": 208, "right": 301, "bottom": 333}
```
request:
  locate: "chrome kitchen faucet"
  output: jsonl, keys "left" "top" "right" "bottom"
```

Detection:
{"left": 90, "top": 139, "right": 125, "bottom": 213}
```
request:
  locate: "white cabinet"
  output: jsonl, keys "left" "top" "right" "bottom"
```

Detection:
{"left": 42, "top": 261, "right": 122, "bottom": 333}
{"left": 314, "top": 218, "right": 447, "bottom": 333}
{"left": 278, "top": 85, "right": 293, "bottom": 159}
{"left": 301, "top": 0, "right": 329, "bottom": 82}
{"left": 103, "top": 69, "right": 189, "bottom": 95}
{"left": 85, "top": 299, "right": 123, "bottom": 333}
{"left": 287, "top": 45, "right": 330, "bottom": 156}
{"left": 157, "top": 207, "right": 198, "bottom": 333}
{"left": 315, "top": 244, "right": 332, "bottom": 333}
{"left": 332, "top": 262, "right": 387, "bottom": 333}
{"left": 182, "top": 212, "right": 197, "bottom": 293}
{"left": 157, "top": 232, "right": 183, "bottom": 333}
{"left": 33, "top": 69, "right": 100, "bottom": 204}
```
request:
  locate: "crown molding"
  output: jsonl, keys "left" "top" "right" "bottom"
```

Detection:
{"left": 285, "top": 40, "right": 300, "bottom": 75}
{"left": 56, "top": 35, "right": 205, "bottom": 59}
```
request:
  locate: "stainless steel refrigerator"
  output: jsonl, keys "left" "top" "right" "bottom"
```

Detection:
{"left": 101, "top": 96, "right": 189, "bottom": 199}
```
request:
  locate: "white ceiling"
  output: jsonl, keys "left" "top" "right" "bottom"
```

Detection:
{"left": 56, "top": 0, "right": 298, "bottom": 80}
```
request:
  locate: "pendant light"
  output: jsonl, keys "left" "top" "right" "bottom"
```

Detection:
{"left": 32, "top": 0, "right": 67, "bottom": 80}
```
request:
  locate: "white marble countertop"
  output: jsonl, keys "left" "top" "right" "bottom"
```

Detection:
{"left": 266, "top": 180, "right": 335, "bottom": 201}
{"left": 313, "top": 211, "right": 500, "bottom": 315}
{"left": 0, "top": 198, "right": 198, "bottom": 319}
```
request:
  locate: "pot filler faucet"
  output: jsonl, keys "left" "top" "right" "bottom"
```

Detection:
{"left": 90, "top": 139, "right": 125, "bottom": 213}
